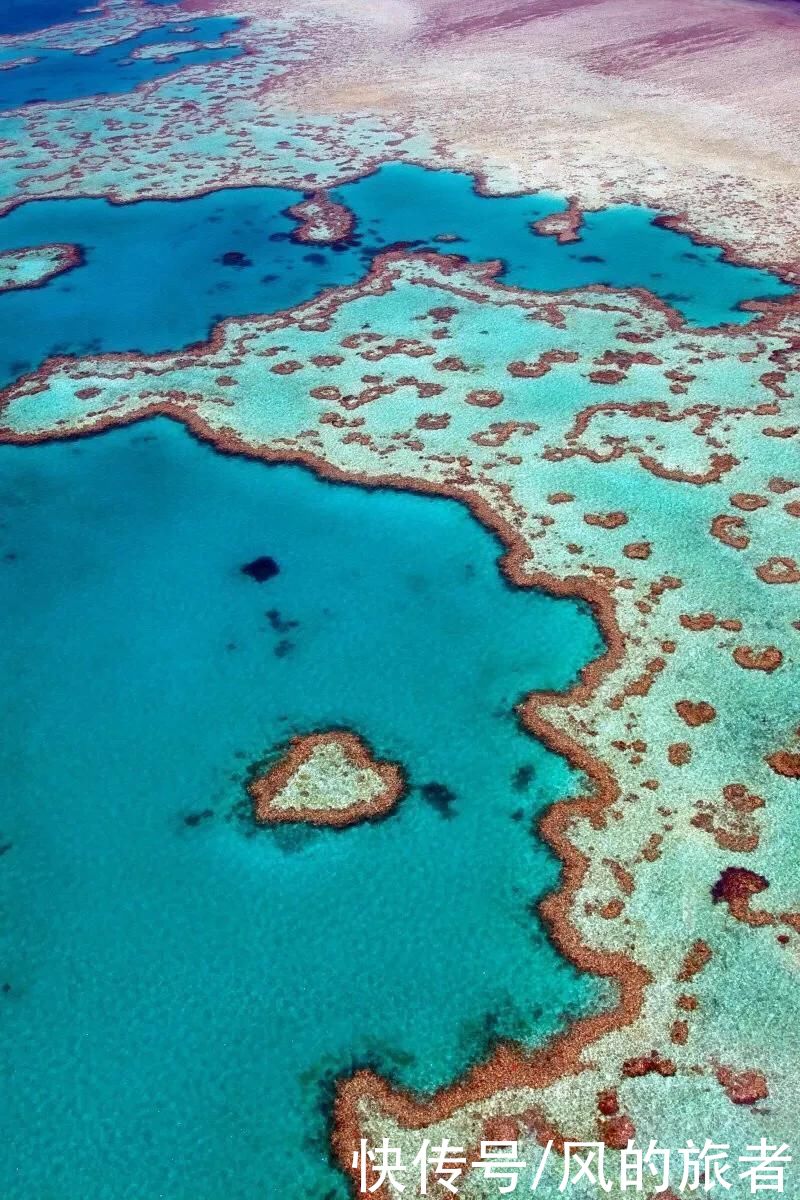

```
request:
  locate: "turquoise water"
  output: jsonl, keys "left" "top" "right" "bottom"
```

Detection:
{"left": 0, "top": 418, "right": 606, "bottom": 1198}
{"left": 330, "top": 164, "right": 794, "bottom": 325}
{"left": 0, "top": 163, "right": 793, "bottom": 386}
{"left": 0, "top": 17, "right": 242, "bottom": 111}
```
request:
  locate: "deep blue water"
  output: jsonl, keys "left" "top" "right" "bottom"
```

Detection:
{"left": 0, "top": 0, "right": 95, "bottom": 37}
{"left": 0, "top": 16, "right": 242, "bottom": 110}
{"left": 0, "top": 163, "right": 793, "bottom": 388}
{"left": 0, "top": 417, "right": 606, "bottom": 1198}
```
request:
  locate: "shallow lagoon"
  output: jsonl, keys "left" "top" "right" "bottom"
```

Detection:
{"left": 0, "top": 162, "right": 793, "bottom": 387}
{"left": 0, "top": 417, "right": 606, "bottom": 1198}
{"left": 0, "top": 17, "right": 242, "bottom": 111}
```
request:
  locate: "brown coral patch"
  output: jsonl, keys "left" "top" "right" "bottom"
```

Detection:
{"left": 507, "top": 349, "right": 578, "bottom": 378}
{"left": 270, "top": 360, "right": 303, "bottom": 375}
{"left": 415, "top": 412, "right": 451, "bottom": 430}
{"left": 710, "top": 514, "right": 749, "bottom": 550}
{"left": 622, "top": 1051, "right": 676, "bottom": 1078}
{"left": 723, "top": 784, "right": 764, "bottom": 814}
{"left": 584, "top": 510, "right": 628, "bottom": 529}
{"left": 623, "top": 541, "right": 651, "bottom": 560}
{"left": 597, "top": 1088, "right": 619, "bottom": 1117}
{"left": 766, "top": 750, "right": 800, "bottom": 779}
{"left": 600, "top": 1113, "right": 636, "bottom": 1150}
{"left": 679, "top": 613, "right": 716, "bottom": 631}
{"left": 668, "top": 742, "right": 691, "bottom": 766}
{"left": 675, "top": 700, "right": 716, "bottom": 727}
{"left": 670, "top": 1019, "right": 689, "bottom": 1046}
{"left": 716, "top": 1066, "right": 769, "bottom": 1106}
{"left": 729, "top": 492, "right": 768, "bottom": 511}
{"left": 768, "top": 478, "right": 798, "bottom": 495}
{"left": 756, "top": 556, "right": 800, "bottom": 584}
{"left": 692, "top": 785, "right": 762, "bottom": 853}
{"left": 588, "top": 368, "right": 627, "bottom": 384}
{"left": 465, "top": 388, "right": 503, "bottom": 408}
{"left": 470, "top": 420, "right": 539, "bottom": 448}
{"left": 732, "top": 645, "right": 783, "bottom": 672}
{"left": 677, "top": 940, "right": 712, "bottom": 982}
{"left": 711, "top": 867, "right": 772, "bottom": 925}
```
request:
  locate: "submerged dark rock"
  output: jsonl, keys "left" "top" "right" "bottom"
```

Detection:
{"left": 220, "top": 250, "right": 252, "bottom": 267}
{"left": 184, "top": 808, "right": 214, "bottom": 827}
{"left": 420, "top": 781, "right": 456, "bottom": 818}
{"left": 266, "top": 608, "right": 299, "bottom": 633}
{"left": 512, "top": 764, "right": 535, "bottom": 791}
{"left": 241, "top": 555, "right": 280, "bottom": 582}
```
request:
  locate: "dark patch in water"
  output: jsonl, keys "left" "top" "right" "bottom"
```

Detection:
{"left": 512, "top": 764, "right": 536, "bottom": 791}
{"left": 268, "top": 824, "right": 321, "bottom": 853}
{"left": 241, "top": 555, "right": 280, "bottom": 582}
{"left": 266, "top": 607, "right": 299, "bottom": 633}
{"left": 183, "top": 808, "right": 214, "bottom": 827}
{"left": 273, "top": 638, "right": 295, "bottom": 658}
{"left": 226, "top": 795, "right": 252, "bottom": 825}
{"left": 419, "top": 781, "right": 456, "bottom": 818}
{"left": 220, "top": 250, "right": 252, "bottom": 267}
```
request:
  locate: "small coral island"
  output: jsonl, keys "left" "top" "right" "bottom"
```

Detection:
{"left": 248, "top": 730, "right": 405, "bottom": 828}
{"left": 0, "top": 243, "right": 81, "bottom": 293}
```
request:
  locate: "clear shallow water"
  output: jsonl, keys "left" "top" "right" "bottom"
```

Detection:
{"left": 330, "top": 164, "right": 794, "bottom": 325}
{"left": 0, "top": 418, "right": 606, "bottom": 1199}
{"left": 0, "top": 17, "right": 242, "bottom": 110}
{"left": 0, "top": 162, "right": 793, "bottom": 386}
